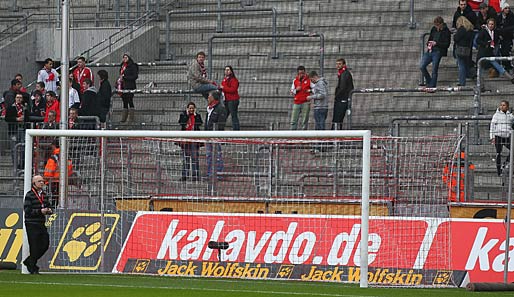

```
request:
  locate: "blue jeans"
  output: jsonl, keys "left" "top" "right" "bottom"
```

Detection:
{"left": 420, "top": 50, "right": 442, "bottom": 87}
{"left": 456, "top": 56, "right": 469, "bottom": 86}
{"left": 313, "top": 108, "right": 328, "bottom": 130}
{"left": 489, "top": 60, "right": 506, "bottom": 76}
{"left": 225, "top": 100, "right": 240, "bottom": 130}
{"left": 206, "top": 143, "right": 223, "bottom": 177}
{"left": 194, "top": 84, "right": 218, "bottom": 99}
{"left": 290, "top": 102, "right": 310, "bottom": 130}
{"left": 182, "top": 143, "right": 200, "bottom": 179}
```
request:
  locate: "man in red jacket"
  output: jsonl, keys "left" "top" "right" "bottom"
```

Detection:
{"left": 73, "top": 56, "right": 94, "bottom": 94}
{"left": 289, "top": 65, "right": 311, "bottom": 130}
{"left": 44, "top": 91, "right": 60, "bottom": 123}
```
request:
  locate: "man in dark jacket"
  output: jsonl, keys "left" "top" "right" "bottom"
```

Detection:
{"left": 205, "top": 90, "right": 227, "bottom": 179}
{"left": 23, "top": 175, "right": 53, "bottom": 274}
{"left": 332, "top": 58, "right": 354, "bottom": 130}
{"left": 178, "top": 102, "right": 203, "bottom": 181}
{"left": 79, "top": 78, "right": 99, "bottom": 129}
{"left": 497, "top": 2, "right": 514, "bottom": 71}
{"left": 420, "top": 16, "right": 451, "bottom": 87}
{"left": 453, "top": 0, "right": 477, "bottom": 29}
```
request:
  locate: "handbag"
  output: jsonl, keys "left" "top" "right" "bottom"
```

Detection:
{"left": 455, "top": 45, "right": 471, "bottom": 58}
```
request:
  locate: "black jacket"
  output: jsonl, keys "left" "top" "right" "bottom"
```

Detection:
{"left": 476, "top": 7, "right": 498, "bottom": 29}
{"left": 120, "top": 58, "right": 139, "bottom": 90}
{"left": 335, "top": 70, "right": 354, "bottom": 101}
{"left": 179, "top": 111, "right": 203, "bottom": 131}
{"left": 454, "top": 26, "right": 474, "bottom": 49}
{"left": 452, "top": 5, "right": 477, "bottom": 29}
{"left": 205, "top": 102, "right": 227, "bottom": 131}
{"left": 427, "top": 23, "right": 452, "bottom": 56}
{"left": 24, "top": 188, "right": 51, "bottom": 224}
{"left": 79, "top": 87, "right": 99, "bottom": 117}
{"left": 97, "top": 79, "right": 112, "bottom": 109}
{"left": 496, "top": 12, "right": 514, "bottom": 41}
{"left": 476, "top": 28, "right": 500, "bottom": 60}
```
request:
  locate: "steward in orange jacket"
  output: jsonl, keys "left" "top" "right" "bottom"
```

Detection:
{"left": 43, "top": 141, "right": 73, "bottom": 201}
{"left": 443, "top": 152, "right": 475, "bottom": 202}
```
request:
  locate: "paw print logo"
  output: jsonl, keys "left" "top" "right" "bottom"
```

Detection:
{"left": 50, "top": 213, "right": 119, "bottom": 271}
{"left": 276, "top": 265, "right": 294, "bottom": 279}
{"left": 433, "top": 270, "right": 452, "bottom": 285}
{"left": 62, "top": 222, "right": 110, "bottom": 262}
{"left": 133, "top": 259, "right": 150, "bottom": 273}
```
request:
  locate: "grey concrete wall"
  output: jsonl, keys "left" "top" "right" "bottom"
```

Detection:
{"left": 36, "top": 27, "right": 121, "bottom": 61}
{"left": 0, "top": 29, "right": 38, "bottom": 92}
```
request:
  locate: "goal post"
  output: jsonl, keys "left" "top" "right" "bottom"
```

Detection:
{"left": 22, "top": 129, "right": 372, "bottom": 285}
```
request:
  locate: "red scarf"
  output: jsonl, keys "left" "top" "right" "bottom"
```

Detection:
{"left": 208, "top": 101, "right": 218, "bottom": 110}
{"left": 32, "top": 188, "right": 44, "bottom": 206}
{"left": 120, "top": 62, "right": 127, "bottom": 75}
{"left": 186, "top": 113, "right": 196, "bottom": 131}
{"left": 199, "top": 61, "right": 207, "bottom": 78}
{"left": 338, "top": 66, "right": 347, "bottom": 78}
{"left": 15, "top": 103, "right": 23, "bottom": 117}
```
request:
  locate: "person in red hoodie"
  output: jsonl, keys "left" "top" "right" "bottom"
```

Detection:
{"left": 220, "top": 65, "right": 240, "bottom": 130}
{"left": 43, "top": 91, "right": 60, "bottom": 123}
{"left": 289, "top": 65, "right": 311, "bottom": 130}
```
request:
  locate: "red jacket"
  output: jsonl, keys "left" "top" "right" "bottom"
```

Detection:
{"left": 44, "top": 100, "right": 60, "bottom": 122}
{"left": 221, "top": 75, "right": 239, "bottom": 101}
{"left": 292, "top": 75, "right": 311, "bottom": 104}
{"left": 73, "top": 66, "right": 94, "bottom": 94}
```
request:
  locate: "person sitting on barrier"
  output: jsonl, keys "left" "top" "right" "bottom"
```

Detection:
{"left": 419, "top": 16, "right": 451, "bottom": 88}
{"left": 476, "top": 18, "right": 514, "bottom": 83}
{"left": 41, "top": 110, "right": 58, "bottom": 129}
{"left": 44, "top": 140, "right": 74, "bottom": 204}
{"left": 178, "top": 102, "right": 203, "bottom": 181}
{"left": 490, "top": 100, "right": 514, "bottom": 176}
{"left": 188, "top": 51, "right": 218, "bottom": 100}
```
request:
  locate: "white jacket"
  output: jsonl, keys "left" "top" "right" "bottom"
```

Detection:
{"left": 490, "top": 108, "right": 514, "bottom": 139}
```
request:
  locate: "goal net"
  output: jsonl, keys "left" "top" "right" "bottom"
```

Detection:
{"left": 22, "top": 129, "right": 463, "bottom": 287}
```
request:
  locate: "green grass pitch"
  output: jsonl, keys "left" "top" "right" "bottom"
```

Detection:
{"left": 0, "top": 270, "right": 512, "bottom": 297}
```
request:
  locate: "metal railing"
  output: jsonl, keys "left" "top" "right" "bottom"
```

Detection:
{"left": 208, "top": 32, "right": 325, "bottom": 77}
{"left": 165, "top": 7, "right": 278, "bottom": 60}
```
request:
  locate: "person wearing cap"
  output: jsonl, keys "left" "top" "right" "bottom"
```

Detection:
{"left": 496, "top": 2, "right": 514, "bottom": 72}
{"left": 205, "top": 90, "right": 227, "bottom": 180}
{"left": 420, "top": 16, "right": 451, "bottom": 87}
{"left": 117, "top": 53, "right": 139, "bottom": 123}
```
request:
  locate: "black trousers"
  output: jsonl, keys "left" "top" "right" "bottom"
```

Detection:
{"left": 24, "top": 222, "right": 49, "bottom": 271}
{"left": 495, "top": 135, "right": 511, "bottom": 176}
{"left": 332, "top": 100, "right": 348, "bottom": 130}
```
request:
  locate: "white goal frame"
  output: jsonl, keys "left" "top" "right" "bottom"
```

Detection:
{"left": 23, "top": 129, "right": 371, "bottom": 287}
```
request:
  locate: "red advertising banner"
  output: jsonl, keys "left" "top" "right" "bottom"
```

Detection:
{"left": 114, "top": 212, "right": 513, "bottom": 284}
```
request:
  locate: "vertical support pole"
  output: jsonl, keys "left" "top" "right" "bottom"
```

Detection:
{"left": 456, "top": 123, "right": 462, "bottom": 202}
{"left": 166, "top": 12, "right": 171, "bottom": 59}
{"left": 408, "top": 0, "right": 416, "bottom": 29}
{"left": 59, "top": 0, "right": 70, "bottom": 208}
{"left": 474, "top": 58, "right": 484, "bottom": 144}
{"left": 115, "top": 0, "right": 120, "bottom": 27}
{"left": 319, "top": 33, "right": 325, "bottom": 77}
{"left": 100, "top": 136, "right": 106, "bottom": 272}
{"left": 22, "top": 131, "right": 34, "bottom": 274}
{"left": 504, "top": 130, "right": 514, "bottom": 283}
{"left": 298, "top": 0, "right": 304, "bottom": 31}
{"left": 271, "top": 8, "right": 278, "bottom": 59}
{"left": 216, "top": 0, "right": 223, "bottom": 33}
{"left": 360, "top": 131, "right": 371, "bottom": 288}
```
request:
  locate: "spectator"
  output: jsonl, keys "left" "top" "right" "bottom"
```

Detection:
{"left": 68, "top": 79, "right": 80, "bottom": 109}
{"left": 44, "top": 91, "right": 60, "bottom": 123}
{"left": 42, "top": 110, "right": 58, "bottom": 129}
{"left": 307, "top": 70, "right": 329, "bottom": 131}
{"left": 2, "top": 79, "right": 25, "bottom": 115}
{"left": 68, "top": 72, "right": 81, "bottom": 100}
{"left": 68, "top": 107, "right": 81, "bottom": 129}
{"left": 32, "top": 82, "right": 46, "bottom": 99}
{"left": 477, "top": 2, "right": 498, "bottom": 29}
{"left": 496, "top": 2, "right": 514, "bottom": 72}
{"left": 454, "top": 16, "right": 475, "bottom": 86}
{"left": 476, "top": 18, "right": 514, "bottom": 83}
{"left": 79, "top": 78, "right": 99, "bottom": 129}
{"left": 14, "top": 73, "right": 28, "bottom": 94}
{"left": 5, "top": 93, "right": 28, "bottom": 142}
{"left": 178, "top": 102, "right": 203, "bottom": 181}
{"left": 490, "top": 100, "right": 514, "bottom": 176}
{"left": 37, "top": 58, "right": 59, "bottom": 93}
{"left": 289, "top": 65, "right": 311, "bottom": 130}
{"left": 187, "top": 51, "right": 218, "bottom": 100}
{"left": 332, "top": 58, "right": 354, "bottom": 129}
{"left": 220, "top": 65, "right": 240, "bottom": 130}
{"left": 205, "top": 90, "right": 227, "bottom": 180}
{"left": 23, "top": 175, "right": 52, "bottom": 274}
{"left": 453, "top": 0, "right": 477, "bottom": 30}
{"left": 97, "top": 69, "right": 112, "bottom": 125}
{"left": 44, "top": 139, "right": 73, "bottom": 202}
{"left": 420, "top": 16, "right": 451, "bottom": 87}
{"left": 117, "top": 53, "right": 138, "bottom": 123}
{"left": 29, "top": 90, "right": 45, "bottom": 121}
{"left": 72, "top": 56, "right": 94, "bottom": 94}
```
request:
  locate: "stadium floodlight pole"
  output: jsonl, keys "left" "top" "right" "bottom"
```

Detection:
{"left": 59, "top": 0, "right": 70, "bottom": 208}
{"left": 504, "top": 131, "right": 514, "bottom": 283}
